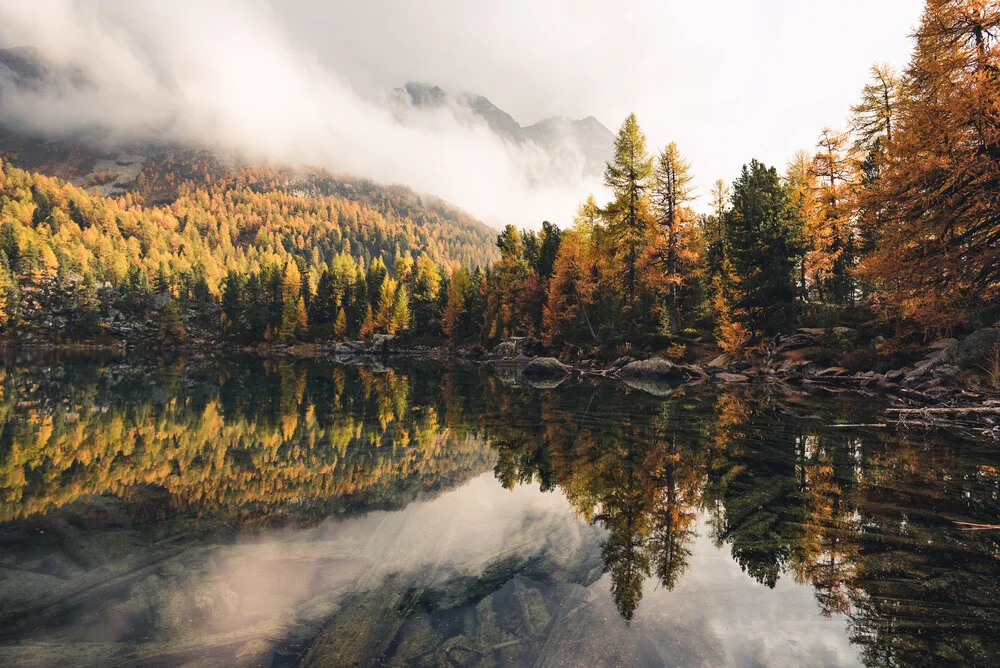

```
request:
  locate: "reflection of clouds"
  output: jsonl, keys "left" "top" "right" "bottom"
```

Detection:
{"left": 628, "top": 513, "right": 861, "bottom": 667}
{"left": 1, "top": 473, "right": 597, "bottom": 664}
{"left": 2, "top": 482, "right": 863, "bottom": 666}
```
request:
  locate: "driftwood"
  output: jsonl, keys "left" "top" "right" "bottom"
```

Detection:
{"left": 828, "top": 423, "right": 888, "bottom": 428}
{"left": 887, "top": 407, "right": 1000, "bottom": 415}
{"left": 955, "top": 521, "right": 1000, "bottom": 531}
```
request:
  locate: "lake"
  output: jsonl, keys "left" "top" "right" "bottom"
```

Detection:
{"left": 0, "top": 352, "right": 997, "bottom": 667}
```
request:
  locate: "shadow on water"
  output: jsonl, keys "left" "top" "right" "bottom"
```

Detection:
{"left": 0, "top": 351, "right": 998, "bottom": 666}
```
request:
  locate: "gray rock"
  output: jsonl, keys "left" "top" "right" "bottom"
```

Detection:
{"left": 707, "top": 354, "right": 731, "bottom": 369}
{"left": 522, "top": 357, "right": 571, "bottom": 377}
{"left": 885, "top": 368, "right": 906, "bottom": 381}
{"left": 928, "top": 337, "right": 959, "bottom": 351}
{"left": 618, "top": 358, "right": 684, "bottom": 381}
{"left": 490, "top": 336, "right": 545, "bottom": 360}
{"left": 954, "top": 328, "right": 1000, "bottom": 369}
{"left": 369, "top": 334, "right": 397, "bottom": 353}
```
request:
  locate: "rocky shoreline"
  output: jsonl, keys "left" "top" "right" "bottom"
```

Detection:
{"left": 5, "top": 326, "right": 1000, "bottom": 438}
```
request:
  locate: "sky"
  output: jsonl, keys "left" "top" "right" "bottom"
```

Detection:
{"left": 0, "top": 0, "right": 925, "bottom": 228}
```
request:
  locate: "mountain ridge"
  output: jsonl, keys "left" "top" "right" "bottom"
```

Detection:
{"left": 398, "top": 81, "right": 615, "bottom": 179}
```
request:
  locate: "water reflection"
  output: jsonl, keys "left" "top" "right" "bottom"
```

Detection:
{"left": 0, "top": 352, "right": 998, "bottom": 666}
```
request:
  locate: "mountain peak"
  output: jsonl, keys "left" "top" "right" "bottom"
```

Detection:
{"left": 399, "top": 81, "right": 613, "bottom": 179}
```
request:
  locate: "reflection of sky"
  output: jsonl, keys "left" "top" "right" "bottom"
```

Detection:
{"left": 631, "top": 516, "right": 861, "bottom": 667}
{"left": 1, "top": 474, "right": 860, "bottom": 667}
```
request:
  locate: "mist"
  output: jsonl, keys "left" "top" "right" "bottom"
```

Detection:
{"left": 0, "top": 0, "right": 600, "bottom": 228}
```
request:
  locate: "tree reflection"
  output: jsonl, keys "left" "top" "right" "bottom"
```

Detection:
{"left": 3, "top": 354, "right": 1000, "bottom": 665}
{"left": 483, "top": 380, "right": 1000, "bottom": 665}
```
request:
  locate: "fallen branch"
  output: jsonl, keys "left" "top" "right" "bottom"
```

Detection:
{"left": 829, "top": 423, "right": 888, "bottom": 428}
{"left": 887, "top": 407, "right": 1000, "bottom": 415}
{"left": 955, "top": 521, "right": 1000, "bottom": 531}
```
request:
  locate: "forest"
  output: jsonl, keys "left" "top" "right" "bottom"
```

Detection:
{"left": 0, "top": 0, "right": 996, "bottom": 363}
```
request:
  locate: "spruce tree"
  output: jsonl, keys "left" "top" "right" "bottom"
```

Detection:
{"left": 723, "top": 160, "right": 803, "bottom": 346}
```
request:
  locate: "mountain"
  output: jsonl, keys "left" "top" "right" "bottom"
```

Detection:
{"left": 0, "top": 48, "right": 498, "bottom": 271}
{"left": 398, "top": 82, "right": 615, "bottom": 180}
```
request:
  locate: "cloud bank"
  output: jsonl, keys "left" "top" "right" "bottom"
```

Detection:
{"left": 0, "top": 0, "right": 600, "bottom": 228}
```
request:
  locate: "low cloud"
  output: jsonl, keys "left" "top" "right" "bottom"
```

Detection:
{"left": 0, "top": 0, "right": 600, "bottom": 228}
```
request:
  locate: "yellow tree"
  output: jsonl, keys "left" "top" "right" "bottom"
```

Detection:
{"left": 648, "top": 142, "right": 698, "bottom": 332}
{"left": 542, "top": 231, "right": 597, "bottom": 347}
{"left": 811, "top": 129, "right": 856, "bottom": 305}
{"left": 785, "top": 150, "right": 824, "bottom": 301}
{"left": 604, "top": 114, "right": 654, "bottom": 327}
{"left": 858, "top": 0, "right": 1000, "bottom": 332}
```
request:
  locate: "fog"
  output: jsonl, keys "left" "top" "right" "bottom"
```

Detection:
{"left": 0, "top": 0, "right": 600, "bottom": 228}
{"left": 0, "top": 0, "right": 923, "bottom": 228}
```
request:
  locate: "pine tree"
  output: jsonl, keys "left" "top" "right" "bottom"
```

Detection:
{"left": 0, "top": 255, "right": 19, "bottom": 329}
{"left": 723, "top": 160, "right": 803, "bottom": 349}
{"left": 542, "top": 231, "right": 597, "bottom": 347}
{"left": 604, "top": 114, "right": 654, "bottom": 325}
{"left": 391, "top": 285, "right": 410, "bottom": 334}
{"left": 811, "top": 129, "right": 856, "bottom": 305}
{"left": 649, "top": 142, "right": 697, "bottom": 332}
{"left": 857, "top": 0, "right": 1000, "bottom": 331}
{"left": 375, "top": 276, "right": 398, "bottom": 333}
{"left": 159, "top": 299, "right": 186, "bottom": 343}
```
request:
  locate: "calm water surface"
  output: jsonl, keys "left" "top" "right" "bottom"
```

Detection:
{"left": 0, "top": 352, "right": 997, "bottom": 667}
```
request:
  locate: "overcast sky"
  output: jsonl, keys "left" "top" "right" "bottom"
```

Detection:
{"left": 0, "top": 0, "right": 924, "bottom": 227}
{"left": 272, "top": 0, "right": 924, "bottom": 192}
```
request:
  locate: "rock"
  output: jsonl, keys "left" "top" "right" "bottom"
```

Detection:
{"left": 707, "top": 354, "right": 731, "bottom": 369}
{"left": 490, "top": 336, "right": 545, "bottom": 360}
{"left": 333, "top": 341, "right": 364, "bottom": 356}
{"left": 609, "top": 356, "right": 637, "bottom": 370}
{"left": 777, "top": 334, "right": 819, "bottom": 351}
{"left": 679, "top": 365, "right": 710, "bottom": 381}
{"left": 931, "top": 364, "right": 961, "bottom": 379}
{"left": 815, "top": 367, "right": 849, "bottom": 378}
{"left": 885, "top": 368, "right": 906, "bottom": 381}
{"left": 369, "top": 334, "right": 397, "bottom": 353}
{"left": 618, "top": 358, "right": 685, "bottom": 381}
{"left": 715, "top": 372, "right": 749, "bottom": 383}
{"left": 953, "top": 328, "right": 1000, "bottom": 369}
{"left": 522, "top": 357, "right": 571, "bottom": 377}
{"left": 928, "top": 337, "right": 959, "bottom": 351}
{"left": 797, "top": 327, "right": 856, "bottom": 338}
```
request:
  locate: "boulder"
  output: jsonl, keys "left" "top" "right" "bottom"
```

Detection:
{"left": 707, "top": 354, "right": 731, "bottom": 369}
{"left": 885, "top": 368, "right": 906, "bottom": 382}
{"left": 953, "top": 328, "right": 1000, "bottom": 369}
{"left": 490, "top": 337, "right": 545, "bottom": 360}
{"left": 618, "top": 358, "right": 685, "bottom": 381}
{"left": 522, "top": 357, "right": 571, "bottom": 377}
{"left": 815, "top": 367, "right": 849, "bottom": 378}
{"left": 369, "top": 334, "right": 397, "bottom": 353}
{"left": 715, "top": 372, "right": 749, "bottom": 383}
{"left": 928, "top": 337, "right": 959, "bottom": 352}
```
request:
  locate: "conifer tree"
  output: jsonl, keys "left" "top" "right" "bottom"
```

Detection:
{"left": 649, "top": 142, "right": 698, "bottom": 332}
{"left": 857, "top": 0, "right": 1000, "bottom": 330}
{"left": 604, "top": 114, "right": 654, "bottom": 325}
{"left": 722, "top": 160, "right": 803, "bottom": 348}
